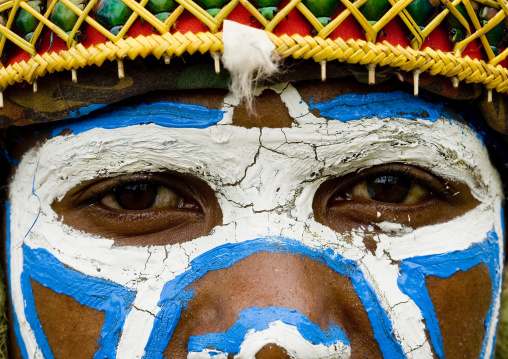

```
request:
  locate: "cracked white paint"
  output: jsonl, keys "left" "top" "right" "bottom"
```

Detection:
{"left": 7, "top": 84, "right": 504, "bottom": 358}
{"left": 376, "top": 222, "right": 406, "bottom": 233}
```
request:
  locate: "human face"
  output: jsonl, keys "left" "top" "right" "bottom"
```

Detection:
{"left": 6, "top": 81, "right": 504, "bottom": 359}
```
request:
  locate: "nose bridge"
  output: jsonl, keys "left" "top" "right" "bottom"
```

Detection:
{"left": 163, "top": 245, "right": 383, "bottom": 358}
{"left": 216, "top": 130, "right": 323, "bottom": 217}
{"left": 217, "top": 173, "right": 318, "bottom": 233}
{"left": 187, "top": 251, "right": 323, "bottom": 318}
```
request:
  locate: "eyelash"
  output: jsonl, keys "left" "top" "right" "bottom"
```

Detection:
{"left": 74, "top": 174, "right": 196, "bottom": 210}
{"left": 329, "top": 165, "right": 454, "bottom": 204}
{"left": 52, "top": 172, "right": 223, "bottom": 245}
{"left": 88, "top": 180, "right": 161, "bottom": 203}
{"left": 310, "top": 162, "right": 480, "bottom": 233}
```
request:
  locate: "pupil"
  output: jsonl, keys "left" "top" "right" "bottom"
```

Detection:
{"left": 366, "top": 175, "right": 411, "bottom": 204}
{"left": 114, "top": 183, "right": 157, "bottom": 210}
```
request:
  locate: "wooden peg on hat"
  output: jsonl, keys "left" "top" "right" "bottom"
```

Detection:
{"left": 487, "top": 88, "right": 493, "bottom": 103}
{"left": 71, "top": 69, "right": 77, "bottom": 83}
{"left": 0, "top": 91, "right": 4, "bottom": 108}
{"left": 33, "top": 79, "right": 37, "bottom": 93}
{"left": 211, "top": 52, "right": 221, "bottom": 74}
{"left": 117, "top": 59, "right": 124, "bottom": 79}
{"left": 451, "top": 76, "right": 459, "bottom": 88}
{"left": 320, "top": 60, "right": 326, "bottom": 81}
{"left": 367, "top": 64, "right": 376, "bottom": 85}
{"left": 164, "top": 54, "right": 171, "bottom": 65}
{"left": 413, "top": 69, "right": 420, "bottom": 96}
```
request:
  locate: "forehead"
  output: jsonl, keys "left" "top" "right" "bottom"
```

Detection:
{"left": 12, "top": 82, "right": 500, "bottom": 270}
{"left": 51, "top": 79, "right": 460, "bottom": 131}
{"left": 21, "top": 83, "right": 493, "bottom": 211}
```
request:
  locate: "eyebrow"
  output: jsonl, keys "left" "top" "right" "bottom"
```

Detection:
{"left": 308, "top": 91, "right": 452, "bottom": 123}
{"left": 51, "top": 101, "right": 226, "bottom": 137}
{"left": 28, "top": 115, "right": 491, "bottom": 209}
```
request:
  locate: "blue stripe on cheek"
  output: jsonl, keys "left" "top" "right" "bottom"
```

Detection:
{"left": 51, "top": 101, "right": 226, "bottom": 137}
{"left": 21, "top": 245, "right": 137, "bottom": 359}
{"left": 397, "top": 229, "right": 501, "bottom": 359}
{"left": 187, "top": 306, "right": 350, "bottom": 354}
{"left": 308, "top": 91, "right": 450, "bottom": 122}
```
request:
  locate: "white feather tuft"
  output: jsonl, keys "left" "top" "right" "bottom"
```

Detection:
{"left": 221, "top": 20, "right": 279, "bottom": 112}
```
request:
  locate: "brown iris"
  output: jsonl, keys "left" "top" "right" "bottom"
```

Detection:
{"left": 112, "top": 183, "right": 157, "bottom": 210}
{"left": 366, "top": 175, "right": 411, "bottom": 203}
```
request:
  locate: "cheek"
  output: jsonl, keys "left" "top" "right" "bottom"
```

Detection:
{"left": 395, "top": 216, "right": 504, "bottom": 359}
{"left": 31, "top": 281, "right": 105, "bottom": 359}
{"left": 426, "top": 264, "right": 492, "bottom": 358}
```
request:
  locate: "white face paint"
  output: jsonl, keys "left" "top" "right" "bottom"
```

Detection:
{"left": 7, "top": 84, "right": 504, "bottom": 359}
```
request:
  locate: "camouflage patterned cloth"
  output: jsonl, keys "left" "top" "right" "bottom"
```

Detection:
{"left": 0, "top": 55, "right": 503, "bottom": 130}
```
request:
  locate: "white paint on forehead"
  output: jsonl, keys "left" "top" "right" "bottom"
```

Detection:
{"left": 8, "top": 84, "right": 504, "bottom": 359}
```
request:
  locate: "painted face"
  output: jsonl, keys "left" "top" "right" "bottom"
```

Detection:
{"left": 6, "top": 82, "right": 504, "bottom": 359}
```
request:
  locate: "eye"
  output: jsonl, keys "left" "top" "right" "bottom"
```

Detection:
{"left": 52, "top": 173, "right": 222, "bottom": 246}
{"left": 349, "top": 175, "right": 429, "bottom": 204}
{"left": 100, "top": 183, "right": 195, "bottom": 211}
{"left": 313, "top": 164, "right": 479, "bottom": 233}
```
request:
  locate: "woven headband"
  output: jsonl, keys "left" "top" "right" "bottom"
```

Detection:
{"left": 0, "top": 0, "right": 507, "bottom": 121}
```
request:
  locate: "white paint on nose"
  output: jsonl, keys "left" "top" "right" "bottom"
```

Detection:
{"left": 187, "top": 321, "right": 352, "bottom": 359}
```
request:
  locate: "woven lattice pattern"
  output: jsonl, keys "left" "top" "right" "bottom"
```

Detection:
{"left": 0, "top": 0, "right": 508, "bottom": 92}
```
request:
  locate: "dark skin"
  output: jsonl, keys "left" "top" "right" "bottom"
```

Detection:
{"left": 9, "top": 80, "right": 494, "bottom": 358}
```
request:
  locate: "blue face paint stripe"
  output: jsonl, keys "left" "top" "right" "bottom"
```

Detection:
{"left": 64, "top": 104, "right": 107, "bottom": 119}
{"left": 51, "top": 101, "right": 226, "bottom": 137}
{"left": 308, "top": 91, "right": 451, "bottom": 122}
{"left": 6, "top": 203, "right": 29, "bottom": 359}
{"left": 22, "top": 245, "right": 137, "bottom": 359}
{"left": 175, "top": 288, "right": 195, "bottom": 310}
{"left": 144, "top": 301, "right": 182, "bottom": 358}
{"left": 143, "top": 237, "right": 405, "bottom": 359}
{"left": 501, "top": 206, "right": 505, "bottom": 236}
{"left": 398, "top": 229, "right": 501, "bottom": 359}
{"left": 188, "top": 306, "right": 350, "bottom": 354}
